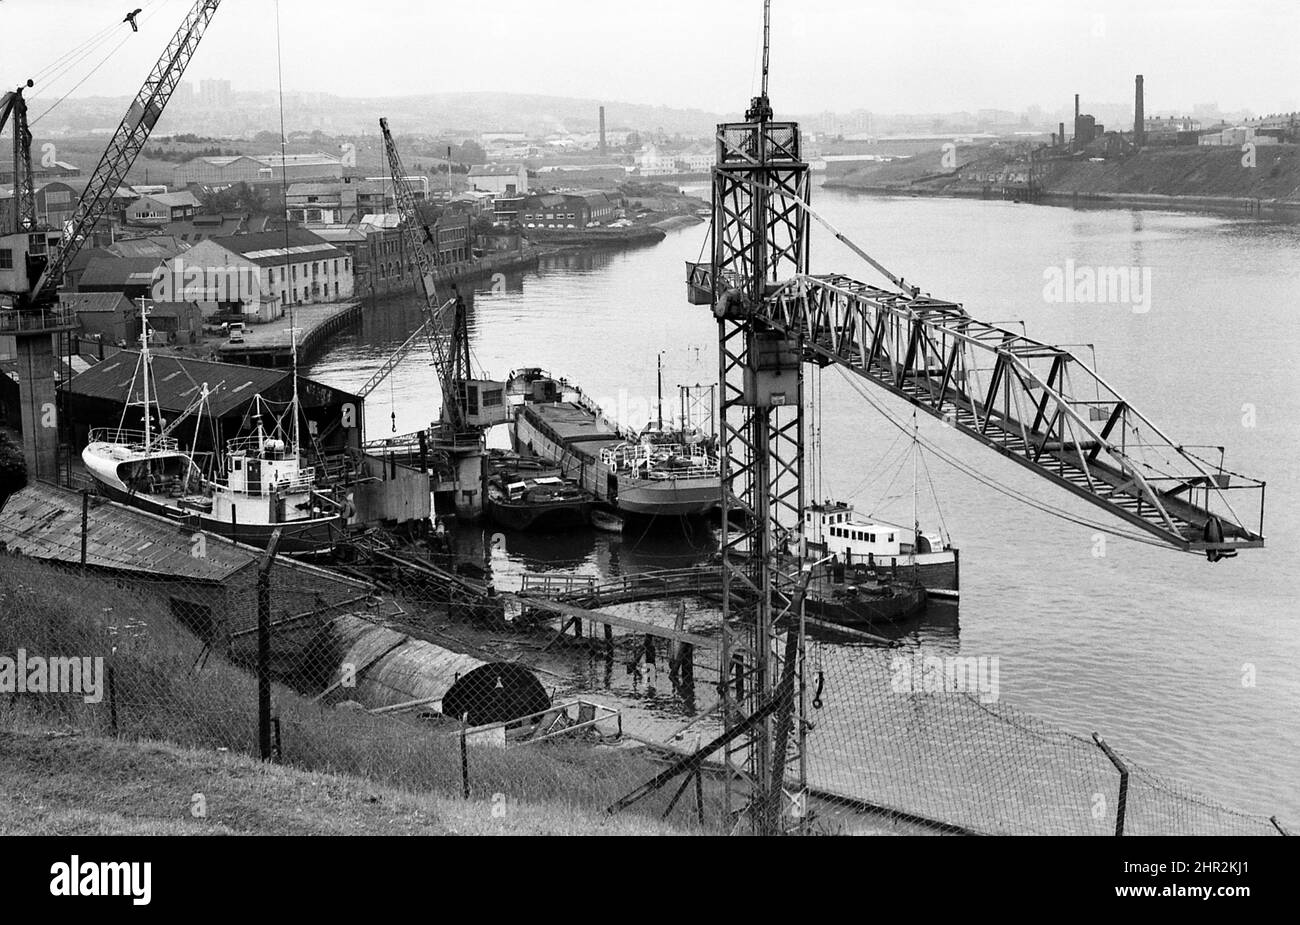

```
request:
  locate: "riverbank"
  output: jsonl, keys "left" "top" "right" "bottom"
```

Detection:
{"left": 823, "top": 180, "right": 1300, "bottom": 220}
{"left": 825, "top": 143, "right": 1300, "bottom": 219}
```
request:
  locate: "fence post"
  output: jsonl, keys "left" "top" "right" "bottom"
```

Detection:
{"left": 1091, "top": 732, "right": 1129, "bottom": 836}
{"left": 460, "top": 725, "right": 470, "bottom": 799}
{"left": 80, "top": 489, "right": 89, "bottom": 571}
{"left": 257, "top": 529, "right": 284, "bottom": 762}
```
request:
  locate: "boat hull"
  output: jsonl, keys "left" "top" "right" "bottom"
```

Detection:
{"left": 512, "top": 406, "right": 720, "bottom": 519}
{"left": 90, "top": 476, "right": 342, "bottom": 555}
{"left": 485, "top": 497, "right": 593, "bottom": 532}
{"left": 805, "top": 585, "right": 928, "bottom": 625}
{"left": 812, "top": 544, "right": 959, "bottom": 594}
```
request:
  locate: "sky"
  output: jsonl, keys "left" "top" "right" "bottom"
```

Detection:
{"left": 2, "top": 0, "right": 1297, "bottom": 117}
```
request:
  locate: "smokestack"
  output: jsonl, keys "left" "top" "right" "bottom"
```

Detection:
{"left": 1059, "top": 121, "right": 1065, "bottom": 148}
{"left": 599, "top": 105, "right": 607, "bottom": 157}
{"left": 1134, "top": 75, "right": 1145, "bottom": 147}
{"left": 1074, "top": 94, "right": 1080, "bottom": 121}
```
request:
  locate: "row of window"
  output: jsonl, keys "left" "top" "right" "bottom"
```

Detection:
{"left": 829, "top": 526, "right": 894, "bottom": 544}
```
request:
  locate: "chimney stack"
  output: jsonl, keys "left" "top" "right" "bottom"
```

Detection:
{"left": 1059, "top": 121, "right": 1066, "bottom": 147}
{"left": 599, "top": 105, "right": 608, "bottom": 157}
{"left": 1134, "top": 75, "right": 1145, "bottom": 147}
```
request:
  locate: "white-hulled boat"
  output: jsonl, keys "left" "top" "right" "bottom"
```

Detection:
{"left": 82, "top": 306, "right": 347, "bottom": 555}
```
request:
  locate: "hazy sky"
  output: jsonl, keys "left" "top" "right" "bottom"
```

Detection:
{"left": 4, "top": 0, "right": 1298, "bottom": 116}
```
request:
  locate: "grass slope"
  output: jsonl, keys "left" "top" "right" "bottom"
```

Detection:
{"left": 0, "top": 730, "right": 683, "bottom": 836}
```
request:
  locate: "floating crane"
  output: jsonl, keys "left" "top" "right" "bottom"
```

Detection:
{"left": 674, "top": 0, "right": 1265, "bottom": 836}
{"left": 0, "top": 0, "right": 223, "bottom": 481}
{"left": 378, "top": 118, "right": 509, "bottom": 519}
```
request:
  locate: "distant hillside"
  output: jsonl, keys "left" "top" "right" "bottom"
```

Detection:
{"left": 38, "top": 91, "right": 732, "bottom": 140}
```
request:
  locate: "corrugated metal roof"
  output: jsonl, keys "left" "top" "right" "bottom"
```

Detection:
{"left": 78, "top": 256, "right": 166, "bottom": 289}
{"left": 60, "top": 292, "right": 135, "bottom": 314}
{"left": 468, "top": 164, "right": 524, "bottom": 176}
{"left": 64, "top": 350, "right": 288, "bottom": 418}
{"left": 0, "top": 482, "right": 254, "bottom": 582}
{"left": 209, "top": 227, "right": 341, "bottom": 268}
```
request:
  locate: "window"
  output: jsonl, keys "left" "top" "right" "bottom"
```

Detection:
{"left": 0, "top": 249, "right": 12, "bottom": 270}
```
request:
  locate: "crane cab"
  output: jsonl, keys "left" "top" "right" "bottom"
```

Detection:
{"left": 0, "top": 230, "right": 60, "bottom": 301}
{"left": 459, "top": 379, "right": 511, "bottom": 428}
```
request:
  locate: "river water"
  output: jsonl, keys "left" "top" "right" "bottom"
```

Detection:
{"left": 308, "top": 184, "right": 1300, "bottom": 827}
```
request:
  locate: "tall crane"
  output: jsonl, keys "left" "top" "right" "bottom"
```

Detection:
{"left": 0, "top": 0, "right": 223, "bottom": 482}
{"left": 681, "top": 0, "right": 1265, "bottom": 835}
{"left": 379, "top": 118, "right": 509, "bottom": 519}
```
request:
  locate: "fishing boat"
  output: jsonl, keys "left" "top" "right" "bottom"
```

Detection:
{"left": 484, "top": 453, "right": 594, "bottom": 532}
{"left": 507, "top": 368, "right": 721, "bottom": 519}
{"left": 804, "top": 501, "right": 958, "bottom": 596}
{"left": 82, "top": 305, "right": 347, "bottom": 555}
{"left": 804, "top": 410, "right": 959, "bottom": 598}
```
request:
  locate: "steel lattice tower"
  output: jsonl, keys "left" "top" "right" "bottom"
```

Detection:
{"left": 711, "top": 69, "right": 812, "bottom": 831}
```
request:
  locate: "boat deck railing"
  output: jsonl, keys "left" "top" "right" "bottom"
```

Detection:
{"left": 88, "top": 428, "right": 181, "bottom": 453}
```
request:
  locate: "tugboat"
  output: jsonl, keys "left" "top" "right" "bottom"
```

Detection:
{"left": 507, "top": 368, "right": 721, "bottom": 519}
{"left": 484, "top": 453, "right": 594, "bottom": 532}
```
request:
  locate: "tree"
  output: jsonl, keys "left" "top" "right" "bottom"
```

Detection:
{"left": 0, "top": 431, "right": 27, "bottom": 514}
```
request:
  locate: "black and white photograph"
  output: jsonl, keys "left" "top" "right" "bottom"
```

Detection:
{"left": 0, "top": 0, "right": 1295, "bottom": 902}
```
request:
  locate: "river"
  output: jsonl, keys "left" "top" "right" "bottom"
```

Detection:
{"left": 308, "top": 183, "right": 1300, "bottom": 828}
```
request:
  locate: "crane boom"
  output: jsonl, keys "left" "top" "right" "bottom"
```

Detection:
{"left": 29, "top": 0, "right": 222, "bottom": 307}
{"left": 378, "top": 117, "right": 472, "bottom": 431}
{"left": 2, "top": 83, "right": 37, "bottom": 235}
{"left": 354, "top": 311, "right": 445, "bottom": 400}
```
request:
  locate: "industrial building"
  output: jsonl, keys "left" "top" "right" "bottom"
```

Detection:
{"left": 172, "top": 152, "right": 344, "bottom": 186}
{"left": 60, "top": 351, "right": 364, "bottom": 459}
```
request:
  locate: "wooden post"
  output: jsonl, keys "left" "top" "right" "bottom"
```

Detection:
{"left": 460, "top": 725, "right": 470, "bottom": 799}
{"left": 604, "top": 623, "right": 613, "bottom": 649}
{"left": 79, "top": 490, "right": 89, "bottom": 570}
{"left": 257, "top": 528, "right": 284, "bottom": 762}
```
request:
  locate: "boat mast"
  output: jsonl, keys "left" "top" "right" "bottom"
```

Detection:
{"left": 912, "top": 410, "right": 920, "bottom": 539}
{"left": 656, "top": 350, "right": 664, "bottom": 430}
{"left": 291, "top": 320, "right": 301, "bottom": 454}
{"left": 139, "top": 297, "right": 152, "bottom": 455}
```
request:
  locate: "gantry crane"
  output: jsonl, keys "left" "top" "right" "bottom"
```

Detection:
{"left": 677, "top": 0, "right": 1266, "bottom": 835}
{"left": 0, "top": 0, "right": 223, "bottom": 482}
{"left": 378, "top": 118, "right": 509, "bottom": 519}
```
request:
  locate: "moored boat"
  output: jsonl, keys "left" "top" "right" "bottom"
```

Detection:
{"left": 507, "top": 368, "right": 721, "bottom": 520}
{"left": 81, "top": 308, "right": 346, "bottom": 556}
{"left": 485, "top": 471, "right": 594, "bottom": 532}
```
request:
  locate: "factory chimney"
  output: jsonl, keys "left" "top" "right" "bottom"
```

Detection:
{"left": 1134, "top": 75, "right": 1145, "bottom": 148}
{"left": 599, "top": 105, "right": 608, "bottom": 157}
{"left": 1059, "top": 121, "right": 1066, "bottom": 148}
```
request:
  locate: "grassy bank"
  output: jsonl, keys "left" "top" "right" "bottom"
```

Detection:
{"left": 0, "top": 553, "right": 721, "bottom": 833}
{"left": 0, "top": 730, "right": 683, "bottom": 835}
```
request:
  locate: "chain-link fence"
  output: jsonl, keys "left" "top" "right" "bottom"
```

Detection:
{"left": 802, "top": 640, "right": 1285, "bottom": 835}
{"left": 0, "top": 539, "right": 725, "bottom": 832}
{"left": 0, "top": 502, "right": 1290, "bottom": 836}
